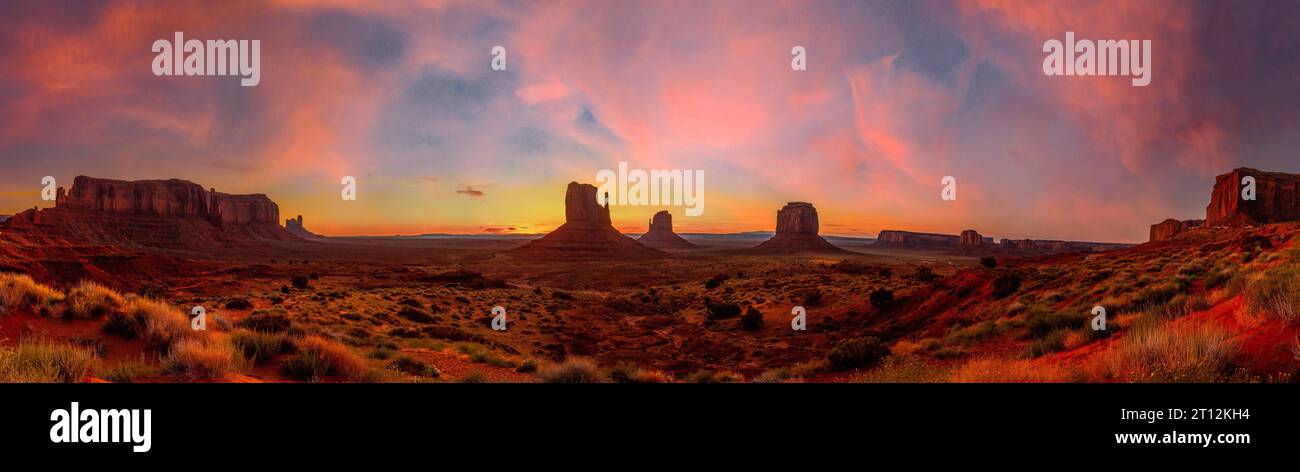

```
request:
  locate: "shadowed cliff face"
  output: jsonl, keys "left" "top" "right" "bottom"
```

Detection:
{"left": 1207, "top": 168, "right": 1300, "bottom": 227}
{"left": 58, "top": 176, "right": 280, "bottom": 226}
{"left": 639, "top": 210, "right": 699, "bottom": 249}
{"left": 564, "top": 182, "right": 611, "bottom": 226}
{"left": 756, "top": 202, "right": 843, "bottom": 252}
{"left": 1, "top": 176, "right": 291, "bottom": 248}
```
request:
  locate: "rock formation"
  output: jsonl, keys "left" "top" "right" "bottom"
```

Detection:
{"left": 0, "top": 176, "right": 292, "bottom": 247}
{"left": 960, "top": 230, "right": 985, "bottom": 251}
{"left": 511, "top": 182, "right": 663, "bottom": 257}
{"left": 285, "top": 215, "right": 324, "bottom": 240}
{"left": 1148, "top": 218, "right": 1204, "bottom": 242}
{"left": 755, "top": 202, "right": 844, "bottom": 252}
{"left": 1206, "top": 168, "right": 1300, "bottom": 227}
{"left": 874, "top": 230, "right": 961, "bottom": 250}
{"left": 638, "top": 210, "right": 699, "bottom": 249}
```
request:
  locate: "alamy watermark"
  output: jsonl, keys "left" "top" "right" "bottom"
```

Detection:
{"left": 152, "top": 32, "right": 260, "bottom": 86}
{"left": 1043, "top": 32, "right": 1151, "bottom": 87}
{"left": 596, "top": 161, "right": 704, "bottom": 216}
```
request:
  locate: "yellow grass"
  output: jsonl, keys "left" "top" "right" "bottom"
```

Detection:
{"left": 950, "top": 358, "right": 1071, "bottom": 382}
{"left": 0, "top": 273, "right": 64, "bottom": 315}
{"left": 1096, "top": 322, "right": 1239, "bottom": 382}
{"left": 0, "top": 338, "right": 96, "bottom": 383}
{"left": 63, "top": 280, "right": 124, "bottom": 319}
{"left": 288, "top": 336, "right": 369, "bottom": 382}
{"left": 163, "top": 337, "right": 237, "bottom": 380}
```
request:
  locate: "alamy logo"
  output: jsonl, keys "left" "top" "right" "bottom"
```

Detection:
{"left": 1043, "top": 32, "right": 1151, "bottom": 87}
{"left": 50, "top": 402, "right": 152, "bottom": 453}
{"left": 152, "top": 32, "right": 260, "bottom": 86}
{"left": 596, "top": 161, "right": 704, "bottom": 216}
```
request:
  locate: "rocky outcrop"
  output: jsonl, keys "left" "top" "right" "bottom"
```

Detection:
{"left": 0, "top": 176, "right": 292, "bottom": 247}
{"left": 874, "top": 230, "right": 961, "bottom": 250}
{"left": 0, "top": 215, "right": 9, "bottom": 224}
{"left": 1149, "top": 218, "right": 1204, "bottom": 242}
{"left": 755, "top": 202, "right": 844, "bottom": 252}
{"left": 512, "top": 182, "right": 663, "bottom": 257}
{"left": 960, "top": 230, "right": 986, "bottom": 251}
{"left": 638, "top": 211, "right": 699, "bottom": 249}
{"left": 285, "top": 215, "right": 324, "bottom": 240}
{"left": 1207, "top": 168, "right": 1300, "bottom": 227}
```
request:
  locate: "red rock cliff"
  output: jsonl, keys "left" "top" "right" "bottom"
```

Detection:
{"left": 1149, "top": 218, "right": 1204, "bottom": 242}
{"left": 1207, "top": 168, "right": 1300, "bottom": 227}
{"left": 55, "top": 176, "right": 279, "bottom": 226}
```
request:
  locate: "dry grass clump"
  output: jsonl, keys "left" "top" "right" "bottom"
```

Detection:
{"left": 63, "top": 281, "right": 124, "bottom": 319}
{"left": 1246, "top": 265, "right": 1300, "bottom": 324}
{"left": 162, "top": 337, "right": 237, "bottom": 380}
{"left": 0, "top": 273, "right": 64, "bottom": 316}
{"left": 103, "top": 297, "right": 197, "bottom": 349}
{"left": 950, "top": 358, "right": 1071, "bottom": 382}
{"left": 1096, "top": 322, "right": 1239, "bottom": 382}
{"left": 282, "top": 335, "right": 370, "bottom": 382}
{"left": 537, "top": 357, "right": 603, "bottom": 383}
{"left": 0, "top": 338, "right": 96, "bottom": 383}
{"left": 230, "top": 329, "right": 296, "bottom": 364}
{"left": 608, "top": 363, "right": 670, "bottom": 383}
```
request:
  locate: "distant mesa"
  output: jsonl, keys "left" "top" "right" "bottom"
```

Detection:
{"left": 0, "top": 214, "right": 9, "bottom": 224}
{"left": 511, "top": 182, "right": 663, "bottom": 257}
{"left": 0, "top": 176, "right": 293, "bottom": 247}
{"left": 1149, "top": 218, "right": 1204, "bottom": 242}
{"left": 638, "top": 210, "right": 699, "bottom": 249}
{"left": 877, "top": 229, "right": 1128, "bottom": 255}
{"left": 1149, "top": 167, "right": 1300, "bottom": 242}
{"left": 285, "top": 215, "right": 324, "bottom": 240}
{"left": 754, "top": 202, "right": 845, "bottom": 252}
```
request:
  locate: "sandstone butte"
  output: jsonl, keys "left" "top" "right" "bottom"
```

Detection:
{"left": 754, "top": 202, "right": 845, "bottom": 252}
{"left": 637, "top": 210, "right": 699, "bottom": 250}
{"left": 511, "top": 182, "right": 664, "bottom": 257}
{"left": 0, "top": 176, "right": 293, "bottom": 247}
{"left": 1150, "top": 167, "right": 1300, "bottom": 241}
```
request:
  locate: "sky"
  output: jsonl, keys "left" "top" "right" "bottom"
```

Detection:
{"left": 3, "top": 0, "right": 1300, "bottom": 242}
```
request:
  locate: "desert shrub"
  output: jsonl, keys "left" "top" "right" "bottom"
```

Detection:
{"left": 1022, "top": 329, "right": 1067, "bottom": 358}
{"left": 1246, "top": 265, "right": 1300, "bottom": 323}
{"left": 104, "top": 361, "right": 148, "bottom": 383}
{"left": 704, "top": 274, "right": 729, "bottom": 290}
{"left": 683, "top": 369, "right": 743, "bottom": 383}
{"left": 980, "top": 257, "right": 997, "bottom": 269}
{"left": 944, "top": 320, "right": 996, "bottom": 346}
{"left": 1099, "top": 322, "right": 1239, "bottom": 382}
{"left": 826, "top": 336, "right": 889, "bottom": 371}
{"left": 869, "top": 288, "right": 894, "bottom": 308}
{"left": 515, "top": 359, "right": 538, "bottom": 373}
{"left": 0, "top": 339, "right": 95, "bottom": 383}
{"left": 878, "top": 267, "right": 894, "bottom": 278}
{"left": 459, "top": 371, "right": 489, "bottom": 383}
{"left": 1204, "top": 269, "right": 1233, "bottom": 290}
{"left": 291, "top": 275, "right": 310, "bottom": 290}
{"left": 992, "top": 271, "right": 1022, "bottom": 299}
{"left": 0, "top": 273, "right": 64, "bottom": 316}
{"left": 854, "top": 355, "right": 946, "bottom": 383}
{"left": 104, "top": 298, "right": 196, "bottom": 349}
{"left": 537, "top": 357, "right": 602, "bottom": 383}
{"left": 740, "top": 306, "right": 763, "bottom": 331}
{"left": 609, "top": 363, "right": 669, "bottom": 383}
{"left": 163, "top": 338, "right": 236, "bottom": 380}
{"left": 801, "top": 289, "right": 823, "bottom": 306}
{"left": 914, "top": 267, "right": 936, "bottom": 283}
{"left": 396, "top": 306, "right": 437, "bottom": 324}
{"left": 223, "top": 298, "right": 254, "bottom": 310}
{"left": 237, "top": 311, "right": 291, "bottom": 333}
{"left": 1023, "top": 306, "right": 1081, "bottom": 339}
{"left": 63, "top": 281, "right": 124, "bottom": 319}
{"left": 703, "top": 298, "right": 742, "bottom": 320}
{"left": 282, "top": 336, "right": 369, "bottom": 382}
{"left": 754, "top": 367, "right": 795, "bottom": 383}
{"left": 388, "top": 355, "right": 439, "bottom": 377}
{"left": 231, "top": 329, "right": 295, "bottom": 364}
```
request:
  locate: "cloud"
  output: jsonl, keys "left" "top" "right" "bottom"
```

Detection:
{"left": 456, "top": 186, "right": 485, "bottom": 198}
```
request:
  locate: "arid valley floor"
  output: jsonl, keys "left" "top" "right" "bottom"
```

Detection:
{"left": 2, "top": 219, "right": 1297, "bottom": 383}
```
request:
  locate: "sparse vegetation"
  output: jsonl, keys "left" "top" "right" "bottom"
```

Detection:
{"left": 163, "top": 337, "right": 237, "bottom": 380}
{"left": 1098, "top": 322, "right": 1239, "bottom": 382}
{"left": 0, "top": 338, "right": 96, "bottom": 383}
{"left": 1246, "top": 265, "right": 1300, "bottom": 323}
{"left": 282, "top": 336, "right": 370, "bottom": 382}
{"left": 0, "top": 273, "right": 63, "bottom": 316}
{"left": 538, "top": 357, "right": 602, "bottom": 383}
{"left": 826, "top": 336, "right": 888, "bottom": 371}
{"left": 63, "top": 281, "right": 124, "bottom": 319}
{"left": 231, "top": 329, "right": 295, "bottom": 364}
